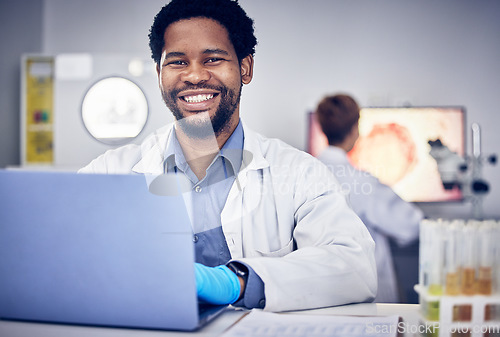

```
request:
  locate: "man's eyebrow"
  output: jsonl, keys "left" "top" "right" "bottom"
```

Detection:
{"left": 203, "top": 48, "right": 230, "bottom": 56}
{"left": 163, "top": 51, "right": 185, "bottom": 60}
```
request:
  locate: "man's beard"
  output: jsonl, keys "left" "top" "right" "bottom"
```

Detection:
{"left": 161, "top": 83, "right": 241, "bottom": 139}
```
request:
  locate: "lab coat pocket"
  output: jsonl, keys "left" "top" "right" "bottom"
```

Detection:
{"left": 255, "top": 239, "right": 294, "bottom": 257}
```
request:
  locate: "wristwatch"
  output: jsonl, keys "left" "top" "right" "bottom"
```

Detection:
{"left": 227, "top": 262, "right": 248, "bottom": 300}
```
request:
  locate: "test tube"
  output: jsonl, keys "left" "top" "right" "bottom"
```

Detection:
{"left": 444, "top": 220, "right": 463, "bottom": 296}
{"left": 419, "top": 219, "right": 432, "bottom": 291}
{"left": 428, "top": 219, "right": 444, "bottom": 296}
{"left": 491, "top": 221, "right": 500, "bottom": 321}
{"left": 484, "top": 221, "right": 500, "bottom": 322}
{"left": 495, "top": 221, "right": 500, "bottom": 295}
{"left": 460, "top": 220, "right": 478, "bottom": 295}
{"left": 418, "top": 219, "right": 431, "bottom": 320}
{"left": 427, "top": 219, "right": 445, "bottom": 322}
{"left": 478, "top": 220, "right": 495, "bottom": 295}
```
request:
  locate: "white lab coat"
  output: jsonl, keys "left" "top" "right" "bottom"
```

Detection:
{"left": 317, "top": 146, "right": 423, "bottom": 303}
{"left": 79, "top": 123, "right": 377, "bottom": 312}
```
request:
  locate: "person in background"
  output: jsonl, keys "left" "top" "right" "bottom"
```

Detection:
{"left": 79, "top": 0, "right": 377, "bottom": 311}
{"left": 315, "top": 93, "right": 423, "bottom": 303}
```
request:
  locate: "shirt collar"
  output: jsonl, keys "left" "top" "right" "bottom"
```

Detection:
{"left": 319, "top": 145, "right": 351, "bottom": 164}
{"left": 164, "top": 120, "right": 244, "bottom": 175}
{"left": 220, "top": 121, "right": 244, "bottom": 174}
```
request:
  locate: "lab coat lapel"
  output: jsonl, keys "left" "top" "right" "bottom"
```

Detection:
{"left": 221, "top": 124, "right": 269, "bottom": 258}
{"left": 132, "top": 124, "right": 173, "bottom": 175}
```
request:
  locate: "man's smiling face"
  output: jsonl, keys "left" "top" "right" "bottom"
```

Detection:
{"left": 157, "top": 17, "right": 253, "bottom": 139}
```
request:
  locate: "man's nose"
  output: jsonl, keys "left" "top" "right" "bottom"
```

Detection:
{"left": 180, "top": 63, "right": 211, "bottom": 84}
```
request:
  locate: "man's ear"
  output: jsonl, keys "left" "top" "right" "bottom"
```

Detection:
{"left": 240, "top": 55, "right": 254, "bottom": 85}
{"left": 156, "top": 63, "right": 160, "bottom": 76}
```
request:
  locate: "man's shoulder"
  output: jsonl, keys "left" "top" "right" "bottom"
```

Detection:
{"left": 243, "top": 127, "right": 329, "bottom": 181}
{"left": 246, "top": 128, "right": 317, "bottom": 164}
{"left": 79, "top": 124, "right": 173, "bottom": 174}
{"left": 78, "top": 143, "right": 143, "bottom": 174}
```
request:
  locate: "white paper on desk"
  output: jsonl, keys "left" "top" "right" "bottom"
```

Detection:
{"left": 221, "top": 310, "right": 401, "bottom": 337}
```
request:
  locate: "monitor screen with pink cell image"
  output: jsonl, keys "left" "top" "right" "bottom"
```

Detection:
{"left": 307, "top": 106, "right": 465, "bottom": 203}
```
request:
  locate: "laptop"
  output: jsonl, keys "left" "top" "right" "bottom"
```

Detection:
{"left": 0, "top": 170, "right": 226, "bottom": 331}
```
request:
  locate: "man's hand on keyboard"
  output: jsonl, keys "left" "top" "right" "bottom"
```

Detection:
{"left": 194, "top": 263, "right": 241, "bottom": 305}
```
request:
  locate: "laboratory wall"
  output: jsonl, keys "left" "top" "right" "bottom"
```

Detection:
{"left": 1, "top": 0, "right": 500, "bottom": 219}
{"left": 0, "top": 0, "right": 43, "bottom": 169}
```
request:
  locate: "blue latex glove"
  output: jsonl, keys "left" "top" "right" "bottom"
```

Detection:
{"left": 194, "top": 263, "right": 241, "bottom": 305}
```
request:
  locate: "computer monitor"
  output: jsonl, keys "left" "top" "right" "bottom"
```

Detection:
{"left": 307, "top": 106, "right": 466, "bottom": 203}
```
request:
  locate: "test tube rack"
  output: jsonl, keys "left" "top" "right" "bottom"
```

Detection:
{"left": 417, "top": 218, "right": 500, "bottom": 336}
{"left": 415, "top": 285, "right": 500, "bottom": 337}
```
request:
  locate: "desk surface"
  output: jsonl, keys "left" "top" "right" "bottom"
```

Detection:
{"left": 0, "top": 303, "right": 420, "bottom": 337}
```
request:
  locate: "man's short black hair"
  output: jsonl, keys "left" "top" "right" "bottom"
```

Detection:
{"left": 149, "top": 0, "right": 257, "bottom": 65}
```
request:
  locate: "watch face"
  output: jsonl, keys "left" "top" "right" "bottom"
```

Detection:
{"left": 81, "top": 76, "right": 148, "bottom": 145}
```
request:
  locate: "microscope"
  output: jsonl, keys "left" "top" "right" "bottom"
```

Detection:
{"left": 428, "top": 123, "right": 497, "bottom": 219}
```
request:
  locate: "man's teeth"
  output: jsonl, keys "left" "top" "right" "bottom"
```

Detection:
{"left": 183, "top": 94, "right": 214, "bottom": 103}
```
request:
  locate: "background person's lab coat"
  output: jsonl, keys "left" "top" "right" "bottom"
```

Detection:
{"left": 318, "top": 146, "right": 423, "bottom": 303}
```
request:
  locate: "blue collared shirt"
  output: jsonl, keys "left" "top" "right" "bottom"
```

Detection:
{"left": 164, "top": 122, "right": 244, "bottom": 267}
